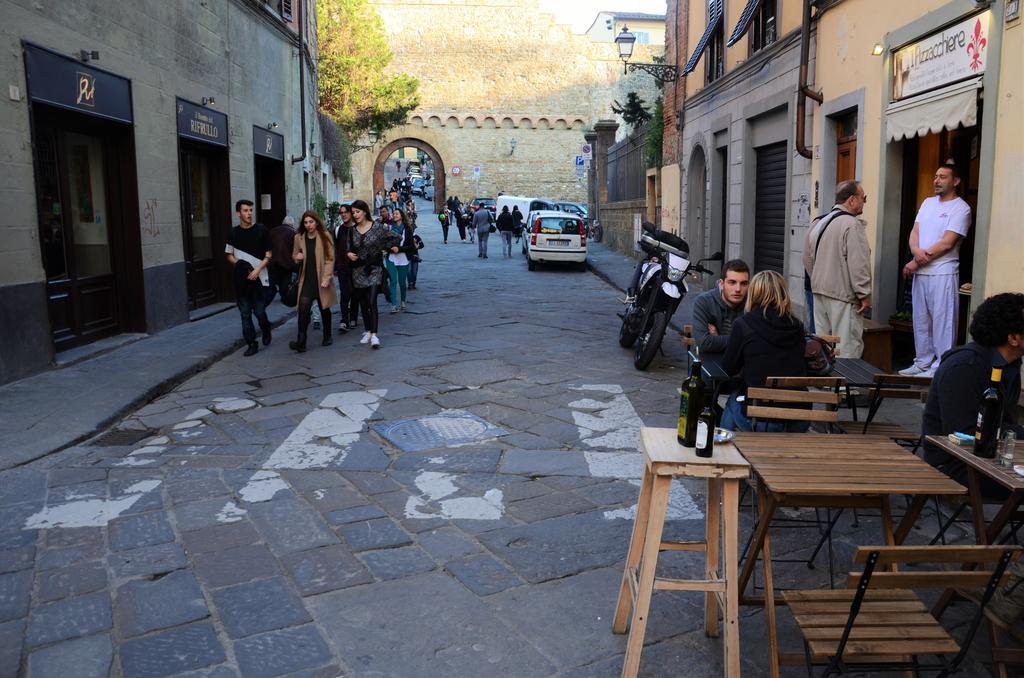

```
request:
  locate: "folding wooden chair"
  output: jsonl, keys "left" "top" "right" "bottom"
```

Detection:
{"left": 784, "top": 544, "right": 1020, "bottom": 677}
{"left": 837, "top": 373, "right": 931, "bottom": 448}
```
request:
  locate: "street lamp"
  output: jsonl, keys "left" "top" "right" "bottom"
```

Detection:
{"left": 351, "top": 128, "right": 378, "bottom": 153}
{"left": 615, "top": 26, "right": 679, "bottom": 83}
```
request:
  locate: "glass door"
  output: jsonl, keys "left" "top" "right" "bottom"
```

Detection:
{"left": 36, "top": 120, "right": 120, "bottom": 349}
{"left": 180, "top": 147, "right": 216, "bottom": 309}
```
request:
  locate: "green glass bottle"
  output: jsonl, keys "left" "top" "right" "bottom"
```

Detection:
{"left": 677, "top": 356, "right": 705, "bottom": 447}
{"left": 975, "top": 367, "right": 1004, "bottom": 459}
{"left": 695, "top": 404, "right": 715, "bottom": 458}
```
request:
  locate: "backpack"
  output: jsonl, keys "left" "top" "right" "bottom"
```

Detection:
{"left": 804, "top": 335, "right": 837, "bottom": 375}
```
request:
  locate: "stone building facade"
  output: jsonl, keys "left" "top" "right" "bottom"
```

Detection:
{"left": 349, "top": 0, "right": 663, "bottom": 204}
{"left": 0, "top": 0, "right": 331, "bottom": 384}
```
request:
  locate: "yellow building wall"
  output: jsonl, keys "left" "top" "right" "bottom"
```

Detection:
{"left": 613, "top": 19, "right": 666, "bottom": 45}
{"left": 985, "top": 18, "right": 1023, "bottom": 296}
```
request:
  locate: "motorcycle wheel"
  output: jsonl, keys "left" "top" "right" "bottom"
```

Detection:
{"left": 592, "top": 224, "right": 604, "bottom": 243}
{"left": 618, "top": 305, "right": 641, "bottom": 348}
{"left": 634, "top": 311, "right": 669, "bottom": 370}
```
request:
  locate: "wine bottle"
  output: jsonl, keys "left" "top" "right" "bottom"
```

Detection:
{"left": 974, "top": 367, "right": 1003, "bottom": 458}
{"left": 677, "top": 355, "right": 705, "bottom": 447}
{"left": 695, "top": 404, "right": 715, "bottom": 458}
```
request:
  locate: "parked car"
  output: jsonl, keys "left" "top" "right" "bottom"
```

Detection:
{"left": 522, "top": 210, "right": 587, "bottom": 271}
{"left": 471, "top": 197, "right": 496, "bottom": 213}
{"left": 411, "top": 177, "right": 427, "bottom": 196}
{"left": 556, "top": 202, "right": 588, "bottom": 224}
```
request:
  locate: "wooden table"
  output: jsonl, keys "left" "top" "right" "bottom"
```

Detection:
{"left": 687, "top": 349, "right": 736, "bottom": 402}
{"left": 613, "top": 427, "right": 750, "bottom": 678}
{"left": 925, "top": 435, "right": 1024, "bottom": 675}
{"left": 733, "top": 433, "right": 966, "bottom": 677}
{"left": 832, "top": 357, "right": 884, "bottom": 420}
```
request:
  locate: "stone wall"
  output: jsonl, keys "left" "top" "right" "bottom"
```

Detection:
{"left": 349, "top": 0, "right": 663, "bottom": 203}
{"left": 599, "top": 199, "right": 647, "bottom": 258}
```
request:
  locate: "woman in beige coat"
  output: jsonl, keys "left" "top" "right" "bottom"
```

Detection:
{"left": 289, "top": 210, "right": 337, "bottom": 352}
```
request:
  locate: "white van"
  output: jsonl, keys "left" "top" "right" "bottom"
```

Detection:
{"left": 494, "top": 195, "right": 557, "bottom": 220}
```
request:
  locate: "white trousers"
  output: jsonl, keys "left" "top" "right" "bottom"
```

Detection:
{"left": 911, "top": 273, "right": 959, "bottom": 369}
{"left": 812, "top": 294, "right": 864, "bottom": 359}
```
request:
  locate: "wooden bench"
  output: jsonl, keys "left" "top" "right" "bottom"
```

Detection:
{"left": 783, "top": 545, "right": 1020, "bottom": 677}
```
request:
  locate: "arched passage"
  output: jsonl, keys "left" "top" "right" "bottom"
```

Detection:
{"left": 373, "top": 138, "right": 446, "bottom": 205}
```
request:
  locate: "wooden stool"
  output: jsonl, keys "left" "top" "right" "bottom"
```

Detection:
{"left": 613, "top": 427, "right": 750, "bottom": 678}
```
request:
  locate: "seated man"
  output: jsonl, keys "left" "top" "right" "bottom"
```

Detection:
{"left": 922, "top": 292, "right": 1023, "bottom": 490}
{"left": 691, "top": 259, "right": 750, "bottom": 353}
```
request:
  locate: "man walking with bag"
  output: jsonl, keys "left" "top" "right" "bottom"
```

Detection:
{"left": 225, "top": 199, "right": 273, "bottom": 356}
{"left": 803, "top": 181, "right": 872, "bottom": 359}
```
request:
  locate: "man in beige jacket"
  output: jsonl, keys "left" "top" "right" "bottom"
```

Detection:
{"left": 803, "top": 181, "right": 872, "bottom": 358}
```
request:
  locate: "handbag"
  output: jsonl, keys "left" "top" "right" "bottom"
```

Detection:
{"left": 804, "top": 335, "right": 837, "bottom": 375}
{"left": 280, "top": 272, "right": 299, "bottom": 308}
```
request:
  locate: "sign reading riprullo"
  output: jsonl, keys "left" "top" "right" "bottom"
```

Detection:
{"left": 893, "top": 11, "right": 991, "bottom": 101}
{"left": 176, "top": 98, "right": 227, "bottom": 147}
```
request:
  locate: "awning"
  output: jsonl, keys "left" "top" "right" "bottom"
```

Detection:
{"left": 683, "top": 0, "right": 724, "bottom": 75}
{"left": 885, "top": 77, "right": 982, "bottom": 142}
{"left": 727, "top": 0, "right": 764, "bottom": 47}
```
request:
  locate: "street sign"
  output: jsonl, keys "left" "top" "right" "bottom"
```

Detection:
{"left": 472, "top": 166, "right": 481, "bottom": 179}
{"left": 452, "top": 165, "right": 461, "bottom": 176}
{"left": 575, "top": 155, "right": 584, "bottom": 167}
{"left": 582, "top": 143, "right": 592, "bottom": 160}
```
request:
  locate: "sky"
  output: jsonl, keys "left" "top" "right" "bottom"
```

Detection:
{"left": 537, "top": 0, "right": 668, "bottom": 33}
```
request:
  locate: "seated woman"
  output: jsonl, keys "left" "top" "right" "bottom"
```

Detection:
{"left": 720, "top": 270, "right": 809, "bottom": 432}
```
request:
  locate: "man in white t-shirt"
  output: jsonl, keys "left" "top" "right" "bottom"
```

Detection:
{"left": 900, "top": 162, "right": 972, "bottom": 376}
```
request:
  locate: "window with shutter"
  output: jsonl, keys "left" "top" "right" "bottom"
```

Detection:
{"left": 279, "top": 0, "right": 293, "bottom": 21}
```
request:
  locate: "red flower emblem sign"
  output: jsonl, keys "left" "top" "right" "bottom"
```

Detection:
{"left": 967, "top": 19, "right": 987, "bottom": 71}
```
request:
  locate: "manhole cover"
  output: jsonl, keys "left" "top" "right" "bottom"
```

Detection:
{"left": 90, "top": 429, "right": 153, "bottom": 447}
{"left": 373, "top": 410, "right": 506, "bottom": 452}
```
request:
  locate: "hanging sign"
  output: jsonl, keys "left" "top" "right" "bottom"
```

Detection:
{"left": 893, "top": 11, "right": 991, "bottom": 101}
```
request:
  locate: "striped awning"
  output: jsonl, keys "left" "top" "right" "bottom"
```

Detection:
{"left": 727, "top": 0, "right": 764, "bottom": 46}
{"left": 682, "top": 0, "right": 725, "bottom": 75}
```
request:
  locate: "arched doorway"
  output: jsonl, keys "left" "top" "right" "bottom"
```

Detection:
{"left": 686, "top": 146, "right": 708, "bottom": 260}
{"left": 373, "top": 138, "right": 446, "bottom": 205}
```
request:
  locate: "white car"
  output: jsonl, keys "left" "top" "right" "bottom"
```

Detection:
{"left": 522, "top": 210, "right": 587, "bottom": 271}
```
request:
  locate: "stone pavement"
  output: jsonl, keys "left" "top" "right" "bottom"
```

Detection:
{"left": 0, "top": 198, "right": 987, "bottom": 677}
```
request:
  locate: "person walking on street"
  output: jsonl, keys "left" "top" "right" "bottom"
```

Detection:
{"left": 438, "top": 209, "right": 450, "bottom": 244}
{"left": 347, "top": 199, "right": 400, "bottom": 349}
{"left": 900, "top": 162, "right": 973, "bottom": 376}
{"left": 331, "top": 204, "right": 356, "bottom": 333}
{"left": 289, "top": 211, "right": 336, "bottom": 352}
{"left": 374, "top": 190, "right": 384, "bottom": 212}
{"left": 511, "top": 205, "right": 524, "bottom": 243}
{"left": 409, "top": 225, "right": 424, "bottom": 289}
{"left": 225, "top": 199, "right": 272, "bottom": 356}
{"left": 457, "top": 206, "right": 471, "bottom": 242}
{"left": 473, "top": 202, "right": 494, "bottom": 258}
{"left": 265, "top": 215, "right": 297, "bottom": 305}
{"left": 496, "top": 205, "right": 514, "bottom": 257}
{"left": 803, "top": 180, "right": 872, "bottom": 359}
{"left": 386, "top": 208, "right": 415, "bottom": 313}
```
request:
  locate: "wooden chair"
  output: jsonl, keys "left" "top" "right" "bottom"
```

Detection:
{"left": 837, "top": 374, "right": 931, "bottom": 447}
{"left": 819, "top": 334, "right": 841, "bottom": 358}
{"left": 784, "top": 545, "right": 1020, "bottom": 677}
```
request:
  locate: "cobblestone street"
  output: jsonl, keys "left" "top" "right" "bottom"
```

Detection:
{"left": 0, "top": 200, "right": 985, "bottom": 677}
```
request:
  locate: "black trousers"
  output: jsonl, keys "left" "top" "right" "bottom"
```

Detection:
{"left": 352, "top": 285, "right": 380, "bottom": 333}
{"left": 297, "top": 296, "right": 330, "bottom": 338}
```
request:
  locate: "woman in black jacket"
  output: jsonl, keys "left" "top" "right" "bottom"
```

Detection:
{"left": 720, "top": 270, "right": 809, "bottom": 432}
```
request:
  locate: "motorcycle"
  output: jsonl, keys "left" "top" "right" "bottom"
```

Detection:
{"left": 618, "top": 223, "right": 723, "bottom": 370}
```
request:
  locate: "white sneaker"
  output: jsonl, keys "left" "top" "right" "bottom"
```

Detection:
{"left": 390, "top": 305, "right": 400, "bottom": 314}
{"left": 921, "top": 365, "right": 938, "bottom": 378}
{"left": 360, "top": 332, "right": 371, "bottom": 344}
{"left": 400, "top": 302, "right": 407, "bottom": 311}
{"left": 899, "top": 362, "right": 931, "bottom": 376}
{"left": 370, "top": 335, "right": 381, "bottom": 349}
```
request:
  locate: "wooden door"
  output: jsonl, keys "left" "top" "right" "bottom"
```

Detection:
{"left": 180, "top": 146, "right": 217, "bottom": 309}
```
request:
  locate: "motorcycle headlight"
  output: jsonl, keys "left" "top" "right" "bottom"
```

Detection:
{"left": 667, "top": 266, "right": 684, "bottom": 282}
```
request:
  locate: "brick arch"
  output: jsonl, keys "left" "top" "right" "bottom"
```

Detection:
{"left": 373, "top": 137, "right": 446, "bottom": 205}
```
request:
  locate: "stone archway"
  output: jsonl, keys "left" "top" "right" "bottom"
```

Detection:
{"left": 686, "top": 145, "right": 708, "bottom": 259}
{"left": 373, "top": 138, "right": 446, "bottom": 206}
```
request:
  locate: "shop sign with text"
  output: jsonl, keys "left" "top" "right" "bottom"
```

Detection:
{"left": 893, "top": 11, "right": 990, "bottom": 100}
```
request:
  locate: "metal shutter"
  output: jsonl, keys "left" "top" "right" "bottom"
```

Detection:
{"left": 279, "top": 0, "right": 293, "bottom": 21}
{"left": 754, "top": 142, "right": 787, "bottom": 273}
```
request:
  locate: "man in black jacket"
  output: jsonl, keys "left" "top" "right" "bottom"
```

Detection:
{"left": 922, "top": 293, "right": 1023, "bottom": 486}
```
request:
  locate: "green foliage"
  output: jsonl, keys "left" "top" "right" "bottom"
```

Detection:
{"left": 611, "top": 92, "right": 652, "bottom": 130}
{"left": 311, "top": 191, "right": 328, "bottom": 222}
{"left": 318, "top": 112, "right": 351, "bottom": 183}
{"left": 317, "top": 0, "right": 420, "bottom": 140}
{"left": 326, "top": 201, "right": 343, "bottom": 229}
{"left": 645, "top": 97, "right": 664, "bottom": 169}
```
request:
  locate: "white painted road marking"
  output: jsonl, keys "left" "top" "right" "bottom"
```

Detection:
{"left": 24, "top": 479, "right": 163, "bottom": 529}
{"left": 569, "top": 384, "right": 702, "bottom": 521}
{"left": 404, "top": 471, "right": 505, "bottom": 521}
